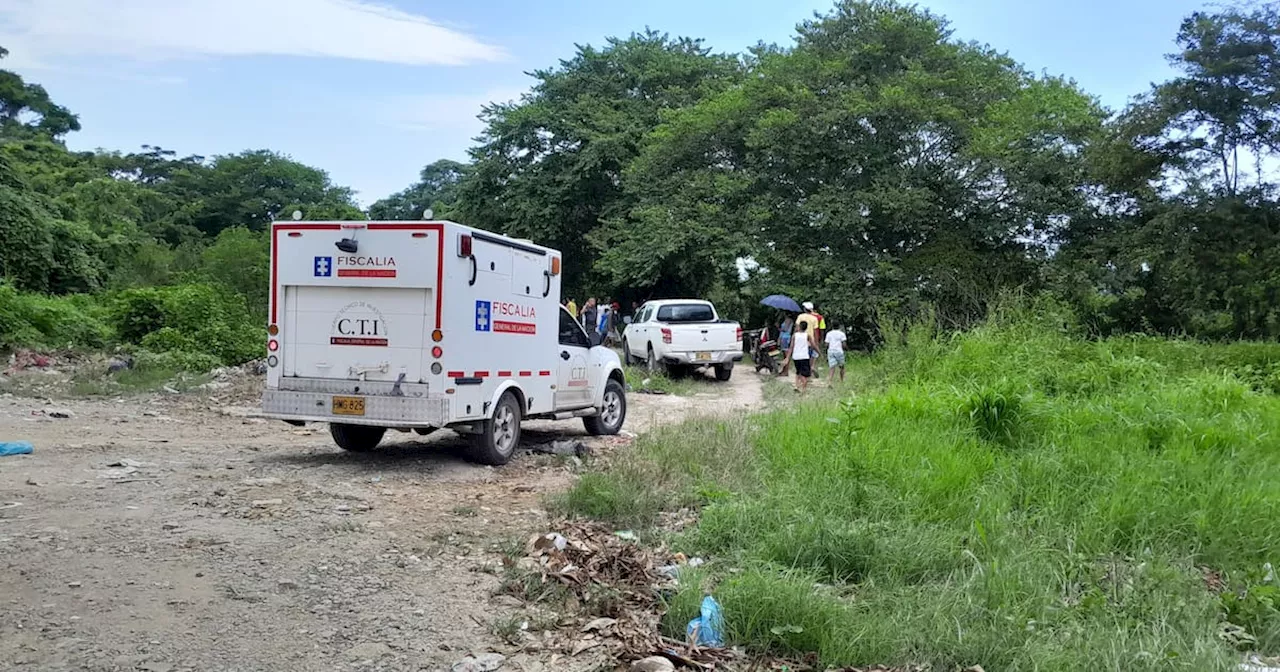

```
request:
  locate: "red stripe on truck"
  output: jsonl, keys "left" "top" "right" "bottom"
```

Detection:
{"left": 447, "top": 371, "right": 465, "bottom": 378}
{"left": 519, "top": 371, "right": 532, "bottom": 377}
{"left": 539, "top": 370, "right": 552, "bottom": 377}
{"left": 474, "top": 371, "right": 489, "bottom": 377}
{"left": 498, "top": 371, "right": 512, "bottom": 377}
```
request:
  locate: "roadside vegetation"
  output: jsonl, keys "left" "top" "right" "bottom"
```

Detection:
{"left": 560, "top": 310, "right": 1280, "bottom": 670}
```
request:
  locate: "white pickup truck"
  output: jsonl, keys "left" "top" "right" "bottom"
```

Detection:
{"left": 621, "top": 299, "right": 743, "bottom": 380}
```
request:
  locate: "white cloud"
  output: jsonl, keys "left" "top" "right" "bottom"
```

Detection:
{"left": 0, "top": 0, "right": 504, "bottom": 68}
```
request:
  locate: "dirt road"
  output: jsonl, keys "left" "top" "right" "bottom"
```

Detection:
{"left": 0, "top": 368, "right": 763, "bottom": 672}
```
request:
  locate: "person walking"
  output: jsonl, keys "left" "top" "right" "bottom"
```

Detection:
{"left": 566, "top": 298, "right": 578, "bottom": 319}
{"left": 797, "top": 303, "right": 823, "bottom": 378}
{"left": 581, "top": 298, "right": 598, "bottom": 338}
{"left": 825, "top": 323, "right": 847, "bottom": 383}
{"left": 789, "top": 321, "right": 813, "bottom": 393}
{"left": 777, "top": 313, "right": 795, "bottom": 376}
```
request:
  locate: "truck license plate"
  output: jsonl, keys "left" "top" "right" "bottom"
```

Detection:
{"left": 695, "top": 352, "right": 711, "bottom": 362}
{"left": 332, "top": 396, "right": 365, "bottom": 416}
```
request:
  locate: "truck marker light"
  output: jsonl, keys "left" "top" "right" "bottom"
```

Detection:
{"left": 268, "top": 324, "right": 279, "bottom": 336}
{"left": 431, "top": 346, "right": 443, "bottom": 358}
{"left": 412, "top": 232, "right": 427, "bottom": 238}
{"left": 431, "top": 329, "right": 443, "bottom": 342}
{"left": 268, "top": 339, "right": 279, "bottom": 352}
{"left": 551, "top": 257, "right": 561, "bottom": 275}
{"left": 458, "top": 234, "right": 473, "bottom": 257}
{"left": 287, "top": 232, "right": 302, "bottom": 237}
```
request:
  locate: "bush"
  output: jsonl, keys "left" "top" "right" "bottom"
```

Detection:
{"left": 109, "top": 282, "right": 260, "bottom": 366}
{"left": 0, "top": 284, "right": 111, "bottom": 350}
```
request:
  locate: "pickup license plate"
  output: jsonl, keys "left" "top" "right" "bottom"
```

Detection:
{"left": 695, "top": 352, "right": 711, "bottom": 362}
{"left": 332, "top": 396, "right": 365, "bottom": 416}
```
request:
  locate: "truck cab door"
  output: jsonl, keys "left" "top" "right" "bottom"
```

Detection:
{"left": 556, "top": 307, "right": 594, "bottom": 409}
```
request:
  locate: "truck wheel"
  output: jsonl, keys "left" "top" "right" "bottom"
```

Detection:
{"left": 621, "top": 339, "right": 634, "bottom": 365}
{"left": 330, "top": 423, "right": 386, "bottom": 452}
{"left": 470, "top": 391, "right": 521, "bottom": 465}
{"left": 584, "top": 378, "right": 627, "bottom": 436}
{"left": 714, "top": 363, "right": 734, "bottom": 381}
{"left": 646, "top": 347, "right": 666, "bottom": 376}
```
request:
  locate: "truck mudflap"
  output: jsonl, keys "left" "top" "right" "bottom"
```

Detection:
{"left": 261, "top": 390, "right": 449, "bottom": 428}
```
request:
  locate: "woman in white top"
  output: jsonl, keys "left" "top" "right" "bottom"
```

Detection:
{"left": 790, "top": 321, "right": 812, "bottom": 393}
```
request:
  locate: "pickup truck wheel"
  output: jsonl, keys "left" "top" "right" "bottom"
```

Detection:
{"left": 621, "top": 339, "right": 634, "bottom": 365}
{"left": 470, "top": 391, "right": 521, "bottom": 466}
{"left": 646, "top": 347, "right": 666, "bottom": 376}
{"left": 330, "top": 423, "right": 386, "bottom": 452}
{"left": 584, "top": 378, "right": 627, "bottom": 436}
{"left": 714, "top": 363, "right": 734, "bottom": 381}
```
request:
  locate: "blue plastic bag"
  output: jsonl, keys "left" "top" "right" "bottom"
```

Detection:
{"left": 0, "top": 441, "right": 34, "bottom": 457}
{"left": 685, "top": 595, "right": 725, "bottom": 646}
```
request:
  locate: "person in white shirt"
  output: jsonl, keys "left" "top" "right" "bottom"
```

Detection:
{"left": 789, "top": 321, "right": 812, "bottom": 393}
{"left": 825, "top": 325, "right": 847, "bottom": 382}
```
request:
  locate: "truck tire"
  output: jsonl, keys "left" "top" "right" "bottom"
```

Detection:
{"left": 470, "top": 391, "right": 521, "bottom": 466}
{"left": 646, "top": 347, "right": 666, "bottom": 376}
{"left": 330, "top": 423, "right": 386, "bottom": 452}
{"left": 621, "top": 339, "right": 634, "bottom": 365}
{"left": 714, "top": 363, "right": 734, "bottom": 381}
{"left": 584, "top": 378, "right": 627, "bottom": 436}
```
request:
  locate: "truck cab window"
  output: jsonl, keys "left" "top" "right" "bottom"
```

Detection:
{"left": 559, "top": 308, "right": 590, "bottom": 348}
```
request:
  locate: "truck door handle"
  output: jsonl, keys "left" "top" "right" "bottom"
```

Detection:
{"left": 560, "top": 351, "right": 570, "bottom": 360}
{"left": 542, "top": 270, "right": 551, "bottom": 298}
{"left": 467, "top": 255, "right": 477, "bottom": 286}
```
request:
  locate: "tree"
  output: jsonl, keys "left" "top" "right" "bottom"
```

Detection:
{"left": 623, "top": 1, "right": 1102, "bottom": 324}
{"left": 0, "top": 47, "right": 80, "bottom": 141}
{"left": 369, "top": 159, "right": 467, "bottom": 220}
{"left": 167, "top": 150, "right": 362, "bottom": 235}
{"left": 456, "top": 30, "right": 743, "bottom": 296}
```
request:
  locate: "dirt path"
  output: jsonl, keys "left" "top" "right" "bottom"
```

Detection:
{"left": 0, "top": 368, "right": 764, "bottom": 672}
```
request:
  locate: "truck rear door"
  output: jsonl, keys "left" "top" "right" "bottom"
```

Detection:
{"left": 659, "top": 303, "right": 738, "bottom": 354}
{"left": 270, "top": 222, "right": 443, "bottom": 386}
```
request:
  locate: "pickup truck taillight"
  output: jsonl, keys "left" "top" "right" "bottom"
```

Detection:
{"left": 661, "top": 328, "right": 672, "bottom": 344}
{"left": 736, "top": 326, "right": 742, "bottom": 342}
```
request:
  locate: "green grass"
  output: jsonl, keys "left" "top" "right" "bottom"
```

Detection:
{"left": 562, "top": 320, "right": 1280, "bottom": 671}
{"left": 622, "top": 363, "right": 719, "bottom": 397}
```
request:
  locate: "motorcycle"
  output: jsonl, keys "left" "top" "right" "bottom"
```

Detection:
{"left": 747, "top": 328, "right": 782, "bottom": 375}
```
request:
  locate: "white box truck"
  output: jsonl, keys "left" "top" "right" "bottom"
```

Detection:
{"left": 259, "top": 219, "right": 627, "bottom": 465}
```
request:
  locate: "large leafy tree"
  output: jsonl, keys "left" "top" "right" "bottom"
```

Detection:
{"left": 1058, "top": 1, "right": 1280, "bottom": 339}
{"left": 620, "top": 1, "right": 1103, "bottom": 324}
{"left": 369, "top": 159, "right": 467, "bottom": 220}
{"left": 456, "top": 30, "right": 743, "bottom": 297}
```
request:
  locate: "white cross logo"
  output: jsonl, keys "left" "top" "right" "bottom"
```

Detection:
{"left": 476, "top": 303, "right": 490, "bottom": 330}
{"left": 316, "top": 259, "right": 329, "bottom": 274}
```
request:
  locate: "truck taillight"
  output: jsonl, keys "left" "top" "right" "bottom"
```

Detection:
{"left": 431, "top": 346, "right": 443, "bottom": 358}
{"left": 267, "top": 339, "right": 279, "bottom": 352}
{"left": 458, "top": 234, "right": 472, "bottom": 257}
{"left": 661, "top": 328, "right": 672, "bottom": 344}
{"left": 267, "top": 324, "right": 279, "bottom": 336}
{"left": 736, "top": 327, "right": 742, "bottom": 342}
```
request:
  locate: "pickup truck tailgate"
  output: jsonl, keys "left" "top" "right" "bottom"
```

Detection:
{"left": 668, "top": 323, "right": 739, "bottom": 353}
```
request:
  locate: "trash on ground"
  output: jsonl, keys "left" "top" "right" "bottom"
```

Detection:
{"left": 0, "top": 441, "right": 34, "bottom": 457}
{"left": 685, "top": 595, "right": 725, "bottom": 647}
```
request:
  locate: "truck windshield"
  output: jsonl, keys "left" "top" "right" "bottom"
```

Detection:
{"left": 656, "top": 304, "right": 715, "bottom": 323}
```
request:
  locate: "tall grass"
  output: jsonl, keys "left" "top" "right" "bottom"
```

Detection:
{"left": 563, "top": 320, "right": 1280, "bottom": 670}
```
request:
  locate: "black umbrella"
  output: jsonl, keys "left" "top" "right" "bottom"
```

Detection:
{"left": 760, "top": 294, "right": 802, "bottom": 313}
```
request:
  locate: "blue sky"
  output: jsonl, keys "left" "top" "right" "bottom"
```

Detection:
{"left": 1, "top": 0, "right": 1206, "bottom": 205}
